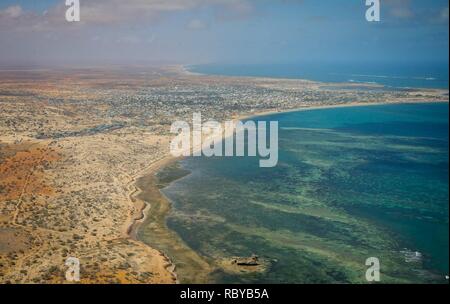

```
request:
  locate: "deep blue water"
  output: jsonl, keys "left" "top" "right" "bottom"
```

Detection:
{"left": 159, "top": 103, "right": 449, "bottom": 283}
{"left": 189, "top": 63, "right": 449, "bottom": 89}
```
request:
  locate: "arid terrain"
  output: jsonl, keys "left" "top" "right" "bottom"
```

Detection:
{"left": 0, "top": 65, "right": 447, "bottom": 283}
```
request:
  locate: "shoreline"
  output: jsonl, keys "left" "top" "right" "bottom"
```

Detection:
{"left": 240, "top": 99, "right": 449, "bottom": 121}
{"left": 181, "top": 64, "right": 450, "bottom": 91}
{"left": 126, "top": 99, "right": 448, "bottom": 283}
{"left": 123, "top": 155, "right": 181, "bottom": 283}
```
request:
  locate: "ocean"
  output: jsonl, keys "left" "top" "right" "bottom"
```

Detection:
{"left": 141, "top": 102, "right": 449, "bottom": 283}
{"left": 188, "top": 63, "right": 449, "bottom": 89}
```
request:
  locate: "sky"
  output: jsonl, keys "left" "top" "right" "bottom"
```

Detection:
{"left": 0, "top": 0, "right": 448, "bottom": 66}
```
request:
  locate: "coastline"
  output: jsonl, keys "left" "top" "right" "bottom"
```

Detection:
{"left": 239, "top": 99, "right": 450, "bottom": 121}
{"left": 127, "top": 97, "right": 449, "bottom": 283}
{"left": 182, "top": 64, "right": 450, "bottom": 90}
{"left": 131, "top": 159, "right": 213, "bottom": 283}
{"left": 123, "top": 155, "right": 181, "bottom": 283}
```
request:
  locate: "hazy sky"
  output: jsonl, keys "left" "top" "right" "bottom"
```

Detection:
{"left": 0, "top": 0, "right": 448, "bottom": 66}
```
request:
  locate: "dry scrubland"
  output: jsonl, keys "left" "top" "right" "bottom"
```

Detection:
{"left": 0, "top": 66, "right": 447, "bottom": 283}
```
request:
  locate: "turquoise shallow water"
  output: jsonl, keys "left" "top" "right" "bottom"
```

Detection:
{"left": 158, "top": 103, "right": 449, "bottom": 283}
